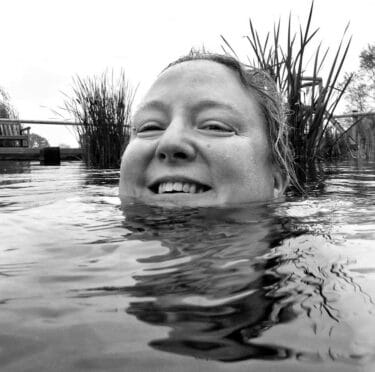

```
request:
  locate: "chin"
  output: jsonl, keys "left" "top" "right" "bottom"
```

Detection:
{"left": 119, "top": 186, "right": 275, "bottom": 208}
{"left": 142, "top": 191, "right": 220, "bottom": 208}
{"left": 120, "top": 187, "right": 223, "bottom": 208}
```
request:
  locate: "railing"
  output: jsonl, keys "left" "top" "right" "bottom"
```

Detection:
{"left": 0, "top": 119, "right": 80, "bottom": 126}
{"left": 333, "top": 112, "right": 375, "bottom": 119}
{"left": 0, "top": 119, "right": 81, "bottom": 148}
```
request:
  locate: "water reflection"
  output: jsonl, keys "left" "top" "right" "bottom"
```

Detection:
{"left": 74, "top": 200, "right": 375, "bottom": 366}
{"left": 84, "top": 169, "right": 120, "bottom": 186}
{"left": 83, "top": 203, "right": 304, "bottom": 361}
{"left": 294, "top": 160, "right": 375, "bottom": 198}
{"left": 1, "top": 160, "right": 375, "bottom": 370}
{"left": 0, "top": 161, "right": 31, "bottom": 174}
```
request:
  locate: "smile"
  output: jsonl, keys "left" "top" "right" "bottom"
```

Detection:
{"left": 149, "top": 180, "right": 211, "bottom": 194}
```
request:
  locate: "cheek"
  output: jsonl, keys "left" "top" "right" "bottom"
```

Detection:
{"left": 122, "top": 140, "right": 154, "bottom": 168}
{"left": 120, "top": 140, "right": 154, "bottom": 184}
{"left": 209, "top": 139, "right": 274, "bottom": 193}
{"left": 208, "top": 140, "right": 262, "bottom": 178}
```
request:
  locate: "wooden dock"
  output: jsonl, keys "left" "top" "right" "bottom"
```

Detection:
{"left": 0, "top": 119, "right": 82, "bottom": 161}
{"left": 0, "top": 147, "right": 82, "bottom": 161}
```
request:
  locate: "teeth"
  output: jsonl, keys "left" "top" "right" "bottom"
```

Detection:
{"left": 166, "top": 182, "right": 173, "bottom": 192}
{"left": 173, "top": 182, "right": 182, "bottom": 192}
{"left": 156, "top": 182, "right": 207, "bottom": 194}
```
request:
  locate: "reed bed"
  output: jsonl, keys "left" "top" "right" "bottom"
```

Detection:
{"left": 64, "top": 71, "right": 134, "bottom": 168}
{"left": 222, "top": 2, "right": 352, "bottom": 179}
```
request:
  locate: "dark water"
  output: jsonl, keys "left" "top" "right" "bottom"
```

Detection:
{"left": 0, "top": 160, "right": 374, "bottom": 372}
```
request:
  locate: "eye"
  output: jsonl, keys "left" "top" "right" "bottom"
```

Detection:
{"left": 136, "top": 121, "right": 164, "bottom": 136}
{"left": 199, "top": 121, "right": 235, "bottom": 134}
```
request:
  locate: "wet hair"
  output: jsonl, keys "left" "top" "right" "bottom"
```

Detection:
{"left": 163, "top": 51, "right": 298, "bottom": 191}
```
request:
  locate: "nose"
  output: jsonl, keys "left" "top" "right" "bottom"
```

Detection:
{"left": 155, "top": 120, "right": 196, "bottom": 162}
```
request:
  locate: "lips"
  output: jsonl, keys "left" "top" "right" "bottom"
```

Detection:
{"left": 149, "top": 179, "right": 211, "bottom": 194}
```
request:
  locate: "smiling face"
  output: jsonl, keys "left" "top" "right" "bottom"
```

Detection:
{"left": 120, "top": 60, "right": 284, "bottom": 207}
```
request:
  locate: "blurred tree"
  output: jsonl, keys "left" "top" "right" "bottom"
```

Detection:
{"left": 0, "top": 87, "right": 18, "bottom": 119}
{"left": 0, "top": 87, "right": 19, "bottom": 147}
{"left": 360, "top": 44, "right": 375, "bottom": 79}
{"left": 344, "top": 44, "right": 375, "bottom": 112}
{"left": 343, "top": 71, "right": 371, "bottom": 112}
{"left": 58, "top": 143, "right": 71, "bottom": 148}
{"left": 341, "top": 44, "right": 375, "bottom": 159}
{"left": 29, "top": 133, "right": 50, "bottom": 148}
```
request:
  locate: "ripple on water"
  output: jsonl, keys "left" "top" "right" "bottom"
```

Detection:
{"left": 0, "top": 160, "right": 374, "bottom": 371}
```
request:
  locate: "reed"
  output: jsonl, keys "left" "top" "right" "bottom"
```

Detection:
{"left": 64, "top": 71, "right": 134, "bottom": 168}
{"left": 222, "top": 2, "right": 351, "bottom": 177}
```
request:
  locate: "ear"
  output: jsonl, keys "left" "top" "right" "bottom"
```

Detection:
{"left": 273, "top": 169, "right": 288, "bottom": 198}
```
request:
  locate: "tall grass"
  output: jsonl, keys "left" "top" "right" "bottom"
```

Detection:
{"left": 222, "top": 2, "right": 352, "bottom": 177}
{"left": 64, "top": 71, "right": 134, "bottom": 168}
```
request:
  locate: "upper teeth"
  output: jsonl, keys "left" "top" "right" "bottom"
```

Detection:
{"left": 157, "top": 182, "right": 205, "bottom": 194}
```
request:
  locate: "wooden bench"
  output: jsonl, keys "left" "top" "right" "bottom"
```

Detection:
{"left": 0, "top": 121, "right": 30, "bottom": 147}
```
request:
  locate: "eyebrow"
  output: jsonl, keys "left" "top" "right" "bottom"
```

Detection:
{"left": 135, "top": 99, "right": 241, "bottom": 116}
{"left": 190, "top": 100, "right": 240, "bottom": 116}
{"left": 136, "top": 100, "right": 169, "bottom": 113}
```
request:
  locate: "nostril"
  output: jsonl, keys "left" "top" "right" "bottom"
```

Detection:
{"left": 174, "top": 152, "right": 188, "bottom": 159}
{"left": 158, "top": 151, "right": 188, "bottom": 161}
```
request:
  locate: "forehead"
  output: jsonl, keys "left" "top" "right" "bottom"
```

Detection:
{"left": 139, "top": 60, "right": 261, "bottom": 113}
{"left": 158, "top": 60, "right": 242, "bottom": 88}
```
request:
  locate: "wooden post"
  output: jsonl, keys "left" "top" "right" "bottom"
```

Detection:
{"left": 40, "top": 147, "right": 61, "bottom": 165}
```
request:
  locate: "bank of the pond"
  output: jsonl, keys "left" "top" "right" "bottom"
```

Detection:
{"left": 0, "top": 147, "right": 82, "bottom": 161}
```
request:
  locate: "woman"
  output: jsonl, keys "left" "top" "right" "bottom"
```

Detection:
{"left": 120, "top": 52, "right": 295, "bottom": 207}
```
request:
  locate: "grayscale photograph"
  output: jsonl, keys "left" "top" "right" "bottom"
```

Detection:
{"left": 0, "top": 0, "right": 374, "bottom": 371}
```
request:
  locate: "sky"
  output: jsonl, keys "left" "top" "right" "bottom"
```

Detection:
{"left": 0, "top": 0, "right": 374, "bottom": 147}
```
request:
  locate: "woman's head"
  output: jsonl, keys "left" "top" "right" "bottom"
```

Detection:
{"left": 120, "top": 51, "right": 294, "bottom": 207}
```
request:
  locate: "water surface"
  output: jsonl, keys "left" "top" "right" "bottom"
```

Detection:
{"left": 0, "top": 160, "right": 375, "bottom": 371}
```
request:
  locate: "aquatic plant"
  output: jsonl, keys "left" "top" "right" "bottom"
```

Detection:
{"left": 221, "top": 2, "right": 352, "bottom": 179}
{"left": 63, "top": 71, "right": 135, "bottom": 168}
